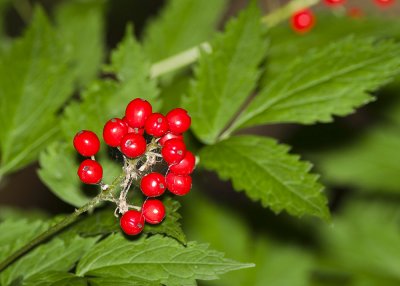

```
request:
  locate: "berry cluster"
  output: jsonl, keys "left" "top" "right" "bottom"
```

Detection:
{"left": 73, "top": 98, "right": 194, "bottom": 236}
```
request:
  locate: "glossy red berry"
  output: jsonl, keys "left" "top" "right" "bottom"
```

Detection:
{"left": 324, "top": 0, "right": 345, "bottom": 6}
{"left": 291, "top": 9, "right": 315, "bottom": 34}
{"left": 125, "top": 98, "right": 152, "bottom": 128}
{"left": 145, "top": 113, "right": 169, "bottom": 137}
{"left": 374, "top": 0, "right": 395, "bottom": 7}
{"left": 120, "top": 133, "right": 147, "bottom": 158}
{"left": 158, "top": 132, "right": 184, "bottom": 146}
{"left": 169, "top": 151, "right": 195, "bottom": 175}
{"left": 161, "top": 138, "right": 186, "bottom": 164}
{"left": 73, "top": 130, "right": 100, "bottom": 157}
{"left": 120, "top": 210, "right": 145, "bottom": 235}
{"left": 77, "top": 159, "right": 103, "bottom": 184}
{"left": 142, "top": 199, "right": 166, "bottom": 224}
{"left": 103, "top": 118, "right": 128, "bottom": 147}
{"left": 166, "top": 108, "right": 191, "bottom": 134}
{"left": 140, "top": 172, "right": 166, "bottom": 197}
{"left": 166, "top": 172, "right": 192, "bottom": 196}
{"left": 123, "top": 116, "right": 144, "bottom": 135}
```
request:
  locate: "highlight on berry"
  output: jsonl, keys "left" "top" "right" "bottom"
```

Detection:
{"left": 72, "top": 98, "right": 195, "bottom": 235}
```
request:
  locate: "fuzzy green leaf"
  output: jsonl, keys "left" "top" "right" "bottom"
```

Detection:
{"left": 23, "top": 272, "right": 87, "bottom": 286}
{"left": 318, "top": 126, "right": 400, "bottom": 193}
{"left": 0, "top": 8, "right": 74, "bottom": 177}
{"left": 0, "top": 230, "right": 98, "bottom": 285}
{"left": 143, "top": 0, "right": 227, "bottom": 62}
{"left": 228, "top": 37, "right": 400, "bottom": 133}
{"left": 76, "top": 234, "right": 253, "bottom": 285}
{"left": 200, "top": 135, "right": 329, "bottom": 220}
{"left": 182, "top": 4, "right": 267, "bottom": 144}
{"left": 55, "top": 0, "right": 105, "bottom": 87}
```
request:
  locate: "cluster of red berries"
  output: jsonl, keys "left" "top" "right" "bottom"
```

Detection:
{"left": 291, "top": 0, "right": 396, "bottom": 34}
{"left": 73, "top": 98, "right": 194, "bottom": 236}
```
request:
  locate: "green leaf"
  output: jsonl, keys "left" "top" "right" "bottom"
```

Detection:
{"left": 76, "top": 234, "right": 253, "bottom": 285}
{"left": 0, "top": 8, "right": 74, "bottom": 177}
{"left": 317, "top": 125, "right": 400, "bottom": 194}
{"left": 182, "top": 3, "right": 267, "bottom": 144}
{"left": 88, "top": 277, "right": 158, "bottom": 286}
{"left": 200, "top": 135, "right": 329, "bottom": 220}
{"left": 0, "top": 234, "right": 98, "bottom": 285}
{"left": 23, "top": 272, "right": 87, "bottom": 286}
{"left": 142, "top": 0, "right": 227, "bottom": 62}
{"left": 54, "top": 0, "right": 105, "bottom": 87}
{"left": 228, "top": 37, "right": 400, "bottom": 133}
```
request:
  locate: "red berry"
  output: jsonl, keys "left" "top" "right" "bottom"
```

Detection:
{"left": 77, "top": 159, "right": 103, "bottom": 184}
{"left": 120, "top": 210, "right": 145, "bottom": 235}
{"left": 159, "top": 132, "right": 184, "bottom": 146}
{"left": 169, "top": 151, "right": 195, "bottom": 175}
{"left": 142, "top": 199, "right": 166, "bottom": 224}
{"left": 166, "top": 173, "right": 192, "bottom": 196}
{"left": 73, "top": 130, "right": 100, "bottom": 157}
{"left": 145, "top": 113, "right": 169, "bottom": 137}
{"left": 125, "top": 98, "right": 152, "bottom": 128}
{"left": 123, "top": 116, "right": 144, "bottom": 135}
{"left": 161, "top": 138, "right": 186, "bottom": 164}
{"left": 324, "top": 0, "right": 345, "bottom": 6}
{"left": 291, "top": 9, "right": 315, "bottom": 34}
{"left": 103, "top": 118, "right": 128, "bottom": 147}
{"left": 166, "top": 108, "right": 191, "bottom": 134}
{"left": 374, "top": 0, "right": 395, "bottom": 7}
{"left": 120, "top": 133, "right": 147, "bottom": 158}
{"left": 140, "top": 172, "right": 166, "bottom": 197}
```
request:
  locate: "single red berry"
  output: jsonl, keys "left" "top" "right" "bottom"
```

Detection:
{"left": 169, "top": 151, "right": 195, "bottom": 175}
{"left": 145, "top": 113, "right": 169, "bottom": 137}
{"left": 140, "top": 172, "right": 166, "bottom": 197}
{"left": 324, "top": 0, "right": 345, "bottom": 6}
{"left": 120, "top": 210, "right": 145, "bottom": 235}
{"left": 77, "top": 159, "right": 103, "bottom": 184}
{"left": 291, "top": 9, "right": 315, "bottom": 34}
{"left": 166, "top": 172, "right": 192, "bottom": 196}
{"left": 125, "top": 98, "right": 152, "bottom": 128}
{"left": 166, "top": 108, "right": 191, "bottom": 134}
{"left": 103, "top": 118, "right": 128, "bottom": 147}
{"left": 161, "top": 138, "right": 186, "bottom": 164}
{"left": 73, "top": 130, "right": 100, "bottom": 157}
{"left": 374, "top": 0, "right": 395, "bottom": 7}
{"left": 120, "top": 133, "right": 147, "bottom": 158}
{"left": 142, "top": 199, "right": 166, "bottom": 224}
{"left": 158, "top": 132, "right": 184, "bottom": 146}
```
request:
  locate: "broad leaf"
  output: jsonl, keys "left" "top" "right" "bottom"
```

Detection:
{"left": 183, "top": 3, "right": 267, "bottom": 144}
{"left": 0, "top": 8, "right": 74, "bottom": 177}
{"left": 0, "top": 231, "right": 98, "bottom": 285}
{"left": 76, "top": 234, "right": 253, "bottom": 285}
{"left": 23, "top": 272, "right": 87, "bottom": 286}
{"left": 227, "top": 37, "right": 400, "bottom": 133}
{"left": 143, "top": 0, "right": 227, "bottom": 62}
{"left": 89, "top": 277, "right": 158, "bottom": 286}
{"left": 200, "top": 135, "right": 329, "bottom": 220}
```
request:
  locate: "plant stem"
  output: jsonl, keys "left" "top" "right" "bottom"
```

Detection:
{"left": 0, "top": 173, "right": 125, "bottom": 272}
{"left": 149, "top": 0, "right": 320, "bottom": 78}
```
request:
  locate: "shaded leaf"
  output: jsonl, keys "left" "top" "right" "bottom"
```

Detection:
{"left": 23, "top": 272, "right": 87, "bottom": 286}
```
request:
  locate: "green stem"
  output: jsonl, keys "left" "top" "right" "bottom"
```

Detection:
{"left": 0, "top": 173, "right": 125, "bottom": 272}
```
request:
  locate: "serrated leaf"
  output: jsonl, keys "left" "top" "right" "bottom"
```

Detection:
{"left": 54, "top": 0, "right": 105, "bottom": 87}
{"left": 228, "top": 37, "right": 400, "bottom": 133}
{"left": 143, "top": 0, "right": 227, "bottom": 62}
{"left": 23, "top": 272, "right": 87, "bottom": 286}
{"left": 0, "top": 8, "right": 74, "bottom": 177}
{"left": 0, "top": 233, "right": 98, "bottom": 285}
{"left": 317, "top": 125, "right": 400, "bottom": 194}
{"left": 182, "top": 3, "right": 267, "bottom": 144}
{"left": 76, "top": 234, "right": 253, "bottom": 285}
{"left": 200, "top": 135, "right": 329, "bottom": 220}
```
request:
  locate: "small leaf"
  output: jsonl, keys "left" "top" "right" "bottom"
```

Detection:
{"left": 200, "top": 135, "right": 329, "bottom": 220}
{"left": 228, "top": 37, "right": 400, "bottom": 133}
{"left": 142, "top": 0, "right": 227, "bottom": 62}
{"left": 76, "top": 234, "right": 253, "bottom": 285}
{"left": 23, "top": 272, "right": 87, "bottom": 286}
{"left": 182, "top": 3, "right": 267, "bottom": 144}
